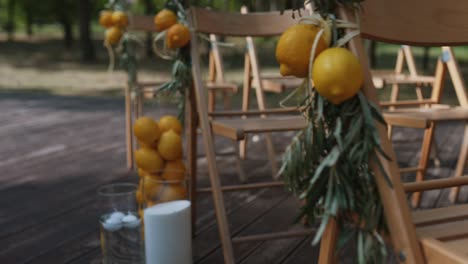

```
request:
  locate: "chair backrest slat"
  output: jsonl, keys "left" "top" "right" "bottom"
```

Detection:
{"left": 361, "top": 0, "right": 468, "bottom": 46}
{"left": 129, "top": 15, "right": 156, "bottom": 32}
{"left": 189, "top": 7, "right": 297, "bottom": 37}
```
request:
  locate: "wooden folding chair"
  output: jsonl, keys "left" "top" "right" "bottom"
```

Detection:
{"left": 186, "top": 8, "right": 310, "bottom": 263}
{"left": 317, "top": 3, "right": 468, "bottom": 263}
{"left": 234, "top": 6, "right": 307, "bottom": 174}
{"left": 125, "top": 15, "right": 238, "bottom": 170}
{"left": 206, "top": 34, "right": 238, "bottom": 112}
{"left": 380, "top": 47, "right": 468, "bottom": 207}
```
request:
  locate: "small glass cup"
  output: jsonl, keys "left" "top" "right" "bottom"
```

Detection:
{"left": 98, "top": 183, "right": 144, "bottom": 264}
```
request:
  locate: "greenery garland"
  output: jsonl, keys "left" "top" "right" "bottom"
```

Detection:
{"left": 152, "top": 0, "right": 192, "bottom": 120}
{"left": 279, "top": 1, "right": 391, "bottom": 263}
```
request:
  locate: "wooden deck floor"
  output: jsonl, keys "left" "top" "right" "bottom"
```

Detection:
{"left": 0, "top": 90, "right": 466, "bottom": 263}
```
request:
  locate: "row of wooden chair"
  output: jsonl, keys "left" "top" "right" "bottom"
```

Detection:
{"left": 124, "top": 4, "right": 468, "bottom": 263}
{"left": 185, "top": 3, "right": 468, "bottom": 263}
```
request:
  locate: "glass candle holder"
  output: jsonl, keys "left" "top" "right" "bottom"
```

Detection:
{"left": 140, "top": 173, "right": 188, "bottom": 210}
{"left": 97, "top": 183, "right": 144, "bottom": 264}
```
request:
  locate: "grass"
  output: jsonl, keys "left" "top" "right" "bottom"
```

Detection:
{"left": 0, "top": 31, "right": 466, "bottom": 106}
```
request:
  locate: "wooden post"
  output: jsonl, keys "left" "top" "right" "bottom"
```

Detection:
{"left": 338, "top": 7, "right": 425, "bottom": 263}
{"left": 318, "top": 218, "right": 338, "bottom": 264}
{"left": 187, "top": 83, "right": 199, "bottom": 236}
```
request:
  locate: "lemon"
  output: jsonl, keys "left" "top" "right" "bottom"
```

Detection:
{"left": 161, "top": 160, "right": 186, "bottom": 181}
{"left": 138, "top": 168, "right": 160, "bottom": 179}
{"left": 158, "top": 130, "right": 183, "bottom": 161}
{"left": 105, "top": 26, "right": 123, "bottom": 45}
{"left": 99, "top": 11, "right": 114, "bottom": 28}
{"left": 154, "top": 9, "right": 178, "bottom": 32}
{"left": 312, "top": 47, "right": 364, "bottom": 105}
{"left": 142, "top": 175, "right": 163, "bottom": 200}
{"left": 276, "top": 24, "right": 328, "bottom": 78}
{"left": 135, "top": 148, "right": 164, "bottom": 173}
{"left": 166, "top": 24, "right": 191, "bottom": 49}
{"left": 111, "top": 11, "right": 129, "bottom": 27}
{"left": 133, "top": 116, "right": 161, "bottom": 146}
{"left": 158, "top": 115, "right": 182, "bottom": 134}
{"left": 155, "top": 184, "right": 187, "bottom": 202}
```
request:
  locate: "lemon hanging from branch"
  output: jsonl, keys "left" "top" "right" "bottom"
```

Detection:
{"left": 154, "top": 9, "right": 178, "bottom": 32}
{"left": 312, "top": 47, "right": 364, "bottom": 104}
{"left": 276, "top": 24, "right": 328, "bottom": 78}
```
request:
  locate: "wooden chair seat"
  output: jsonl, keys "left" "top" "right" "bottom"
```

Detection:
{"left": 372, "top": 69, "right": 435, "bottom": 89}
{"left": 260, "top": 76, "right": 303, "bottom": 93}
{"left": 211, "top": 115, "right": 307, "bottom": 140}
{"left": 413, "top": 203, "right": 468, "bottom": 263}
{"left": 385, "top": 107, "right": 468, "bottom": 123}
{"left": 206, "top": 81, "right": 238, "bottom": 93}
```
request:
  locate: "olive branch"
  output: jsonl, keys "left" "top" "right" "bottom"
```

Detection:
{"left": 278, "top": 2, "right": 392, "bottom": 263}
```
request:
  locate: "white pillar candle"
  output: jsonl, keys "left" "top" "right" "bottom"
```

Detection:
{"left": 144, "top": 200, "right": 192, "bottom": 264}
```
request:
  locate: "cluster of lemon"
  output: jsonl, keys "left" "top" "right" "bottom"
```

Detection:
{"left": 133, "top": 115, "right": 187, "bottom": 214}
{"left": 154, "top": 8, "right": 191, "bottom": 49}
{"left": 276, "top": 22, "right": 364, "bottom": 105}
{"left": 99, "top": 10, "right": 129, "bottom": 45}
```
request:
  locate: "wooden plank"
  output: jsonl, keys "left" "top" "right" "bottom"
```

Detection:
{"left": 417, "top": 220, "right": 468, "bottom": 241}
{"left": 420, "top": 238, "right": 468, "bottom": 264}
{"left": 404, "top": 175, "right": 468, "bottom": 193}
{"left": 361, "top": 0, "right": 468, "bottom": 46}
{"left": 199, "top": 196, "right": 308, "bottom": 263}
{"left": 413, "top": 204, "right": 468, "bottom": 227}
{"left": 194, "top": 189, "right": 289, "bottom": 263}
{"left": 211, "top": 116, "right": 307, "bottom": 140}
{"left": 190, "top": 7, "right": 297, "bottom": 37}
{"left": 444, "top": 238, "right": 468, "bottom": 258}
{"left": 279, "top": 236, "right": 320, "bottom": 264}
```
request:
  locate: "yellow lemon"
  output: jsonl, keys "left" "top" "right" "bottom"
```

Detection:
{"left": 138, "top": 168, "right": 160, "bottom": 179}
{"left": 276, "top": 24, "right": 328, "bottom": 78}
{"left": 158, "top": 130, "right": 183, "bottom": 161}
{"left": 105, "top": 26, "right": 123, "bottom": 45}
{"left": 166, "top": 24, "right": 191, "bottom": 49}
{"left": 142, "top": 175, "right": 164, "bottom": 200}
{"left": 312, "top": 47, "right": 364, "bottom": 105}
{"left": 133, "top": 116, "right": 161, "bottom": 146}
{"left": 135, "top": 148, "right": 164, "bottom": 173}
{"left": 158, "top": 115, "right": 182, "bottom": 134}
{"left": 154, "top": 9, "right": 178, "bottom": 32}
{"left": 99, "top": 11, "right": 114, "bottom": 28}
{"left": 161, "top": 160, "right": 186, "bottom": 181}
{"left": 111, "top": 11, "right": 129, "bottom": 27}
{"left": 157, "top": 184, "right": 187, "bottom": 202}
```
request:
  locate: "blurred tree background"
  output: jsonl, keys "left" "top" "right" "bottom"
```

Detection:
{"left": 0, "top": 0, "right": 291, "bottom": 61}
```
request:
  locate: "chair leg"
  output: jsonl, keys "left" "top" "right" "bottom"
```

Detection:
{"left": 449, "top": 123, "right": 468, "bottom": 202}
{"left": 239, "top": 53, "right": 252, "bottom": 160}
{"left": 412, "top": 122, "right": 436, "bottom": 208}
{"left": 265, "top": 133, "right": 279, "bottom": 180}
{"left": 318, "top": 218, "right": 338, "bottom": 264}
{"left": 125, "top": 84, "right": 134, "bottom": 170}
{"left": 233, "top": 140, "right": 248, "bottom": 183}
{"left": 187, "top": 93, "right": 199, "bottom": 237}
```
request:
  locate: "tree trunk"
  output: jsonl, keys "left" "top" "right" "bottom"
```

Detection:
{"left": 6, "top": 0, "right": 15, "bottom": 41}
{"left": 143, "top": 0, "right": 155, "bottom": 57}
{"left": 61, "top": 15, "right": 73, "bottom": 49}
{"left": 422, "top": 47, "right": 430, "bottom": 72}
{"left": 25, "top": 10, "right": 33, "bottom": 37}
{"left": 78, "top": 0, "right": 95, "bottom": 61}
